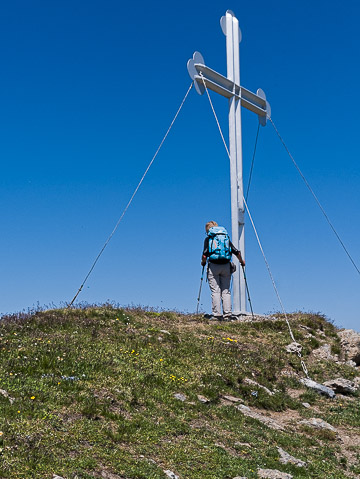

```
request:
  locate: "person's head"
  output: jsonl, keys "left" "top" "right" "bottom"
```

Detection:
{"left": 205, "top": 221, "right": 218, "bottom": 233}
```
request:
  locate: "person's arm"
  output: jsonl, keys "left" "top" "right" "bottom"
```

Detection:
{"left": 201, "top": 237, "right": 209, "bottom": 266}
{"left": 230, "top": 241, "right": 245, "bottom": 267}
{"left": 237, "top": 252, "right": 245, "bottom": 267}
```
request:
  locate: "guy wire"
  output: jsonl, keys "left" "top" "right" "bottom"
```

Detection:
{"left": 68, "top": 82, "right": 194, "bottom": 307}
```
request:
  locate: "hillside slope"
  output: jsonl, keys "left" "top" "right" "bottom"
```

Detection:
{"left": 0, "top": 307, "right": 359, "bottom": 479}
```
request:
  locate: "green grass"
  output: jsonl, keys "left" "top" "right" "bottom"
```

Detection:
{"left": 0, "top": 307, "right": 359, "bottom": 478}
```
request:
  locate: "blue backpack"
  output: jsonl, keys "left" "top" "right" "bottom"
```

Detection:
{"left": 208, "top": 226, "right": 231, "bottom": 261}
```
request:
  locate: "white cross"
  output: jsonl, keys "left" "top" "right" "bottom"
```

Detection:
{"left": 188, "top": 10, "right": 271, "bottom": 315}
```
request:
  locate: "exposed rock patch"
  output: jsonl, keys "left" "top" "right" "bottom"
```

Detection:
{"left": 164, "top": 470, "right": 179, "bottom": 479}
{"left": 236, "top": 405, "right": 285, "bottom": 431}
{"left": 221, "top": 394, "right": 244, "bottom": 404}
{"left": 244, "top": 378, "right": 275, "bottom": 396}
{"left": 173, "top": 393, "right": 186, "bottom": 402}
{"left": 311, "top": 344, "right": 336, "bottom": 362}
{"left": 299, "top": 417, "right": 336, "bottom": 432}
{"left": 300, "top": 378, "right": 335, "bottom": 398}
{"left": 285, "top": 342, "right": 302, "bottom": 354}
{"left": 197, "top": 394, "right": 210, "bottom": 404}
{"left": 338, "top": 329, "right": 360, "bottom": 365}
{"left": 323, "top": 378, "right": 357, "bottom": 395}
{"left": 0, "top": 389, "right": 14, "bottom": 404}
{"left": 258, "top": 468, "right": 293, "bottom": 479}
{"left": 277, "top": 447, "right": 307, "bottom": 467}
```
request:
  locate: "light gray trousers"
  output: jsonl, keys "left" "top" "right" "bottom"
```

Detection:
{"left": 207, "top": 262, "right": 232, "bottom": 317}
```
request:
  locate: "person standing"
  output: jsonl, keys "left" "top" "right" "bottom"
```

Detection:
{"left": 201, "top": 221, "right": 245, "bottom": 321}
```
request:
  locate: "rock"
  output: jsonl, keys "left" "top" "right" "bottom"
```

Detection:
{"left": 61, "top": 375, "right": 79, "bottom": 381}
{"left": 173, "top": 393, "right": 186, "bottom": 402}
{"left": 286, "top": 342, "right": 302, "bottom": 354}
{"left": 53, "top": 476, "right": 65, "bottom": 479}
{"left": 232, "top": 477, "right": 248, "bottom": 479}
{"left": 304, "top": 333, "right": 314, "bottom": 339}
{"left": 300, "top": 417, "right": 336, "bottom": 432}
{"left": 323, "top": 378, "right": 357, "bottom": 395}
{"left": 277, "top": 447, "right": 307, "bottom": 467}
{"left": 354, "top": 377, "right": 360, "bottom": 388}
{"left": 197, "top": 394, "right": 210, "bottom": 403}
{"left": 236, "top": 405, "right": 285, "bottom": 431}
{"left": 243, "top": 378, "right": 275, "bottom": 396}
{"left": 160, "top": 330, "right": 171, "bottom": 335}
{"left": 221, "top": 394, "right": 244, "bottom": 403}
{"left": 346, "top": 360, "right": 357, "bottom": 368}
{"left": 0, "top": 389, "right": 14, "bottom": 404}
{"left": 234, "top": 442, "right": 251, "bottom": 447}
{"left": 258, "top": 469, "right": 293, "bottom": 479}
{"left": 164, "top": 470, "right": 179, "bottom": 479}
{"left": 279, "top": 368, "right": 298, "bottom": 378}
{"left": 316, "top": 329, "right": 326, "bottom": 337}
{"left": 302, "top": 402, "right": 311, "bottom": 408}
{"left": 338, "top": 329, "right": 360, "bottom": 365}
{"left": 214, "top": 442, "right": 226, "bottom": 449}
{"left": 311, "top": 344, "right": 336, "bottom": 362}
{"left": 300, "top": 378, "right": 336, "bottom": 398}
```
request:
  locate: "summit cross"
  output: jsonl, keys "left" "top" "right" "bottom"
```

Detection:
{"left": 187, "top": 10, "right": 271, "bottom": 315}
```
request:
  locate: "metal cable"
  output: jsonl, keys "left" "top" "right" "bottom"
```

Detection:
{"left": 68, "top": 82, "right": 194, "bottom": 307}
{"left": 200, "top": 74, "right": 309, "bottom": 378}
{"left": 269, "top": 117, "right": 360, "bottom": 277}
{"left": 243, "top": 194, "right": 309, "bottom": 377}
{"left": 200, "top": 73, "right": 231, "bottom": 157}
{"left": 245, "top": 122, "right": 260, "bottom": 202}
{"left": 241, "top": 264, "right": 254, "bottom": 319}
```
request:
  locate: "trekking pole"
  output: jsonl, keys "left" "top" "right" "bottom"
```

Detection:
{"left": 196, "top": 265, "right": 206, "bottom": 315}
{"left": 241, "top": 264, "right": 255, "bottom": 319}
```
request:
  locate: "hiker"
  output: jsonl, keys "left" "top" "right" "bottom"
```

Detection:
{"left": 201, "top": 221, "right": 245, "bottom": 321}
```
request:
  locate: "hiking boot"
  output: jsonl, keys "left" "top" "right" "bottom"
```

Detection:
{"left": 208, "top": 315, "right": 223, "bottom": 321}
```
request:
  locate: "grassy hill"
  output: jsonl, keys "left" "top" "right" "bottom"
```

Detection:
{"left": 0, "top": 306, "right": 359, "bottom": 478}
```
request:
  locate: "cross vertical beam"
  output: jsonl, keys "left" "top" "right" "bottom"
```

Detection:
{"left": 224, "top": 11, "right": 245, "bottom": 314}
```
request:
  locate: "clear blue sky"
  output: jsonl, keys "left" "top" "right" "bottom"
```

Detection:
{"left": 1, "top": 0, "right": 359, "bottom": 330}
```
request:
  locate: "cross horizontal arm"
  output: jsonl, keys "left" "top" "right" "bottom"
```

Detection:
{"left": 194, "top": 72, "right": 266, "bottom": 117}
{"left": 187, "top": 51, "right": 271, "bottom": 124}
